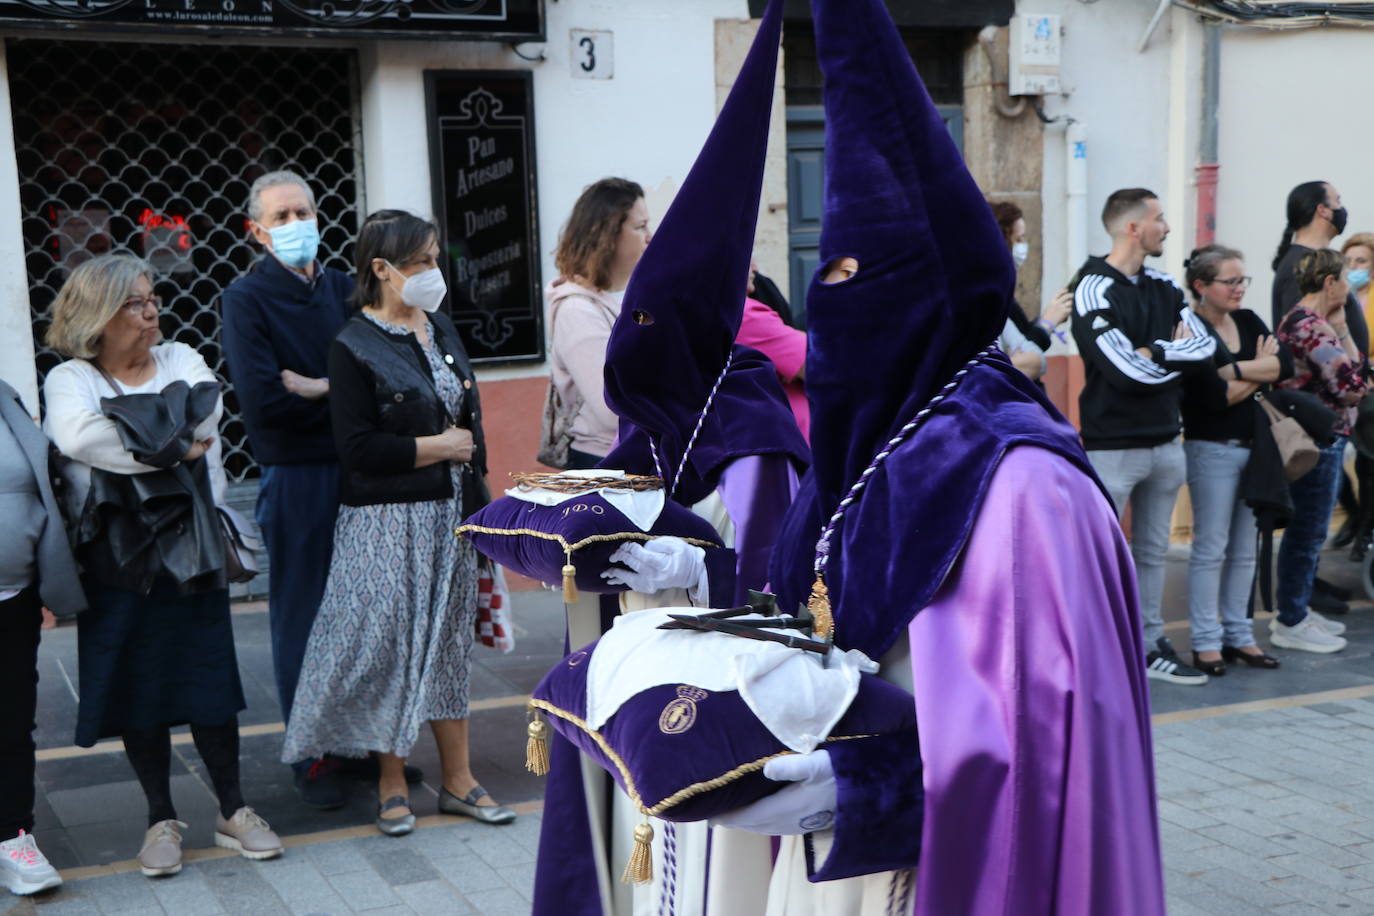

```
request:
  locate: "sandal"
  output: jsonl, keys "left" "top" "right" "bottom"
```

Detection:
{"left": 1221, "top": 645, "right": 1281, "bottom": 669}
{"left": 1191, "top": 653, "right": 1227, "bottom": 677}
{"left": 438, "top": 785, "right": 516, "bottom": 825}
{"left": 376, "top": 795, "right": 415, "bottom": 836}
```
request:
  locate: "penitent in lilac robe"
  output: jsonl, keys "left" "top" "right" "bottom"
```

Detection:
{"left": 777, "top": 444, "right": 1165, "bottom": 915}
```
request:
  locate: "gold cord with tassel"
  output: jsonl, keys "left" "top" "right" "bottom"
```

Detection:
{"left": 621, "top": 820, "right": 654, "bottom": 885}
{"left": 562, "top": 549, "right": 579, "bottom": 603}
{"left": 525, "top": 709, "right": 550, "bottom": 776}
{"left": 806, "top": 574, "right": 833, "bottom": 639}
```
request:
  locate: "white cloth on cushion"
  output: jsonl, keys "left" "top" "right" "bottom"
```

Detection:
{"left": 505, "top": 468, "right": 665, "bottom": 532}
{"left": 584, "top": 607, "right": 878, "bottom": 753}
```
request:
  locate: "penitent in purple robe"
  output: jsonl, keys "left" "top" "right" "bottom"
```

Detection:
{"left": 907, "top": 445, "right": 1163, "bottom": 914}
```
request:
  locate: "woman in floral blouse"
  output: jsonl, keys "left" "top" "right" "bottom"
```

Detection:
{"left": 1273, "top": 248, "right": 1368, "bottom": 654}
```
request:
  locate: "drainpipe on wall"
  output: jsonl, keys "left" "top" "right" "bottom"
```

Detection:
{"left": 1195, "top": 22, "right": 1222, "bottom": 248}
{"left": 1065, "top": 121, "right": 1089, "bottom": 287}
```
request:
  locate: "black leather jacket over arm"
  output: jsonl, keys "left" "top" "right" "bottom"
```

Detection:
{"left": 328, "top": 311, "right": 489, "bottom": 509}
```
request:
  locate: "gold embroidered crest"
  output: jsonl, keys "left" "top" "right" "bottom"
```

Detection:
{"left": 659, "top": 686, "right": 709, "bottom": 735}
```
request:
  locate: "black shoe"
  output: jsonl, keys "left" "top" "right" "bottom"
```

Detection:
{"left": 1312, "top": 577, "right": 1352, "bottom": 601}
{"left": 1308, "top": 590, "right": 1350, "bottom": 615}
{"left": 1221, "top": 645, "right": 1281, "bottom": 669}
{"left": 1146, "top": 638, "right": 1209, "bottom": 686}
{"left": 1191, "top": 653, "right": 1227, "bottom": 677}
{"left": 294, "top": 759, "right": 346, "bottom": 809}
{"left": 1351, "top": 536, "right": 1370, "bottom": 564}
{"left": 331, "top": 755, "right": 424, "bottom": 785}
{"left": 1332, "top": 517, "right": 1357, "bottom": 549}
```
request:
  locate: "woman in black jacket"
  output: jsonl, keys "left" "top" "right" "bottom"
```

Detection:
{"left": 281, "top": 210, "right": 514, "bottom": 835}
{"left": 1181, "top": 244, "right": 1292, "bottom": 675}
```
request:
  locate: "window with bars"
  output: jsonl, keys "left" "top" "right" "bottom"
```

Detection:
{"left": 12, "top": 37, "right": 364, "bottom": 484}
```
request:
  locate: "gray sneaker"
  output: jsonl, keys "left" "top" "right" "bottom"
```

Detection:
{"left": 139, "top": 820, "right": 186, "bottom": 877}
{"left": 1269, "top": 610, "right": 1346, "bottom": 638}
{"left": 214, "top": 807, "right": 282, "bottom": 860}
{"left": 1271, "top": 616, "right": 1347, "bottom": 654}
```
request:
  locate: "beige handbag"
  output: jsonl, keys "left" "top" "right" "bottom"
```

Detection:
{"left": 1257, "top": 395, "right": 1320, "bottom": 481}
{"left": 537, "top": 298, "right": 584, "bottom": 468}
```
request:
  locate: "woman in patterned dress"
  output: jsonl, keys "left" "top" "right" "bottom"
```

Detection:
{"left": 281, "top": 210, "right": 515, "bottom": 834}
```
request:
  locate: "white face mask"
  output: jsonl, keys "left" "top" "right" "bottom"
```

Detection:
{"left": 386, "top": 263, "right": 447, "bottom": 313}
{"left": 1011, "top": 242, "right": 1030, "bottom": 268}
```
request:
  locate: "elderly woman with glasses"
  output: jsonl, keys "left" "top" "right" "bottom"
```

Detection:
{"left": 42, "top": 254, "right": 280, "bottom": 880}
{"left": 1180, "top": 244, "right": 1292, "bottom": 676}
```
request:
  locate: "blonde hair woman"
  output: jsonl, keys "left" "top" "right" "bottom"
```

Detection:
{"left": 43, "top": 254, "right": 280, "bottom": 878}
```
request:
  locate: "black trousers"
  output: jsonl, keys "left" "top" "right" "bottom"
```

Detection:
{"left": 0, "top": 587, "right": 42, "bottom": 839}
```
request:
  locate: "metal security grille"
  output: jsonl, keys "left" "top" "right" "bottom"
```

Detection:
{"left": 12, "top": 38, "right": 363, "bottom": 483}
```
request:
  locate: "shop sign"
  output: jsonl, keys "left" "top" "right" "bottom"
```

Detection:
{"left": 0, "top": 0, "right": 543, "bottom": 41}
{"left": 427, "top": 70, "right": 543, "bottom": 363}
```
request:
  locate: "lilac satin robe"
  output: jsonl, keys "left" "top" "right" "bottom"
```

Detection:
{"left": 815, "top": 446, "right": 1165, "bottom": 914}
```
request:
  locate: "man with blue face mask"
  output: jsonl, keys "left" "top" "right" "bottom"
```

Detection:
{"left": 221, "top": 171, "right": 419, "bottom": 809}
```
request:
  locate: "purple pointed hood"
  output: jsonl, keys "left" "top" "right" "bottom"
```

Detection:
{"left": 600, "top": 0, "right": 807, "bottom": 505}
{"left": 767, "top": 0, "right": 1102, "bottom": 658}
{"left": 803, "top": 0, "right": 1015, "bottom": 503}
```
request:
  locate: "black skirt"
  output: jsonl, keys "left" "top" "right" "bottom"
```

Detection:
{"left": 75, "top": 578, "right": 245, "bottom": 747}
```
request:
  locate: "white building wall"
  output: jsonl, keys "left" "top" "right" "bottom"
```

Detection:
{"left": 1031, "top": 0, "right": 1193, "bottom": 300}
{"left": 1216, "top": 25, "right": 1374, "bottom": 308}
{"left": 358, "top": 0, "right": 751, "bottom": 379}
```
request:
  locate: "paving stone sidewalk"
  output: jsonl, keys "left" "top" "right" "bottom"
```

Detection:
{"left": 4, "top": 812, "right": 542, "bottom": 915}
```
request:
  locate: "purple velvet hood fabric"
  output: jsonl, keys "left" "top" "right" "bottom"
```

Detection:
{"left": 599, "top": 0, "right": 807, "bottom": 506}
{"left": 768, "top": 0, "right": 1104, "bottom": 658}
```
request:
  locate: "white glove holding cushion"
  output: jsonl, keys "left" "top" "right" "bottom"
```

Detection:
{"left": 708, "top": 750, "right": 836, "bottom": 835}
{"left": 601, "top": 537, "right": 708, "bottom": 597}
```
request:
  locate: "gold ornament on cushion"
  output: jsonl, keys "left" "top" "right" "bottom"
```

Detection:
{"left": 525, "top": 709, "right": 550, "bottom": 776}
{"left": 807, "top": 575, "right": 833, "bottom": 639}
{"left": 622, "top": 820, "right": 655, "bottom": 885}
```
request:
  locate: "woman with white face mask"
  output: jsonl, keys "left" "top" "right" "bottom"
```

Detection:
{"left": 281, "top": 210, "right": 516, "bottom": 835}
{"left": 988, "top": 200, "right": 1073, "bottom": 382}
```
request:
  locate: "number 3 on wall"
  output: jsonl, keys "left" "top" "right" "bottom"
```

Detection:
{"left": 570, "top": 29, "right": 614, "bottom": 80}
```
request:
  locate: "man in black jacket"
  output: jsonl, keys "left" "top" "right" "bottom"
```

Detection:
{"left": 1071, "top": 188, "right": 1217, "bottom": 686}
{"left": 220, "top": 172, "right": 357, "bottom": 807}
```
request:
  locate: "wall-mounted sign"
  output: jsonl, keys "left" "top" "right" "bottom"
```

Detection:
{"left": 570, "top": 28, "right": 614, "bottom": 79}
{"left": 427, "top": 70, "right": 543, "bottom": 363}
{"left": 0, "top": 0, "right": 543, "bottom": 40}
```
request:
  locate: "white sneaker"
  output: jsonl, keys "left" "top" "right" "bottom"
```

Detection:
{"left": 1270, "top": 616, "right": 1348, "bottom": 654}
{"left": 1269, "top": 610, "right": 1346, "bottom": 637}
{"left": 0, "top": 831, "right": 62, "bottom": 895}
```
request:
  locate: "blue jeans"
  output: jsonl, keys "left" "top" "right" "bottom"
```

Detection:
{"left": 255, "top": 463, "right": 340, "bottom": 728}
{"left": 1275, "top": 437, "right": 1346, "bottom": 627}
{"left": 1089, "top": 438, "right": 1187, "bottom": 647}
{"left": 1184, "top": 440, "right": 1258, "bottom": 652}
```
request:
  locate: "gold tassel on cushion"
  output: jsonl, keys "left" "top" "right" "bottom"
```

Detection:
{"left": 562, "top": 549, "right": 579, "bottom": 603}
{"left": 621, "top": 820, "right": 654, "bottom": 885}
{"left": 525, "top": 710, "right": 550, "bottom": 776}
{"left": 806, "top": 574, "right": 833, "bottom": 640}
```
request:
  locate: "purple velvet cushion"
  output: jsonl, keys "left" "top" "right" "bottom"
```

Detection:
{"left": 531, "top": 638, "right": 917, "bottom": 822}
{"left": 459, "top": 493, "right": 723, "bottom": 594}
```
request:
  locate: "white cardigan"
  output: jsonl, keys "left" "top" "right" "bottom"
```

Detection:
{"left": 43, "top": 342, "right": 228, "bottom": 520}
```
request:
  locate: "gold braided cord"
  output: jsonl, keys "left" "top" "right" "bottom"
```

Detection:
{"left": 454, "top": 525, "right": 718, "bottom": 555}
{"left": 509, "top": 472, "right": 665, "bottom": 493}
{"left": 527, "top": 698, "right": 875, "bottom": 816}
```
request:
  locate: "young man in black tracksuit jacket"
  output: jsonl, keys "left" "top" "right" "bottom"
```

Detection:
{"left": 1070, "top": 188, "right": 1217, "bottom": 686}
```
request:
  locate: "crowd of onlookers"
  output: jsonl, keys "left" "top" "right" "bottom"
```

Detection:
{"left": 991, "top": 182, "right": 1369, "bottom": 687}
{"left": 2, "top": 166, "right": 1369, "bottom": 897}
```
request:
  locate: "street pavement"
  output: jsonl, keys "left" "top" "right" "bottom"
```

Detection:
{"left": 6, "top": 544, "right": 1374, "bottom": 915}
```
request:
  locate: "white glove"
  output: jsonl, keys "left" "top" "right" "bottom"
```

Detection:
{"left": 708, "top": 750, "right": 836, "bottom": 835}
{"left": 601, "top": 537, "right": 708, "bottom": 596}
